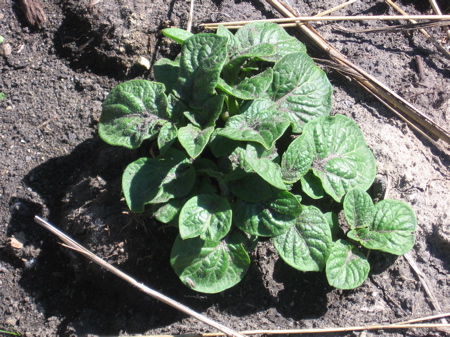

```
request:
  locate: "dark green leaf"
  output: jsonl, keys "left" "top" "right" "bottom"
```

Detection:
{"left": 179, "top": 194, "right": 232, "bottom": 241}
{"left": 300, "top": 171, "right": 325, "bottom": 199}
{"left": 122, "top": 149, "right": 195, "bottom": 212}
{"left": 274, "top": 205, "right": 332, "bottom": 271}
{"left": 154, "top": 58, "right": 180, "bottom": 94}
{"left": 230, "top": 173, "right": 280, "bottom": 202}
{"left": 99, "top": 80, "right": 169, "bottom": 149}
{"left": 233, "top": 191, "right": 301, "bottom": 237}
{"left": 343, "top": 188, "right": 375, "bottom": 230}
{"left": 326, "top": 239, "right": 370, "bottom": 289}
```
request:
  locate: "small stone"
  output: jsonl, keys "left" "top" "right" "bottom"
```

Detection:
{"left": 137, "top": 56, "right": 150, "bottom": 69}
{"left": 1, "top": 43, "right": 12, "bottom": 56}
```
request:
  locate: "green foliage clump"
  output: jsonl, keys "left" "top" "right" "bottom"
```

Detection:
{"left": 99, "top": 23, "right": 416, "bottom": 293}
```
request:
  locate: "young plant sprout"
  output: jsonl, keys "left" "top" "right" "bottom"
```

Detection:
{"left": 99, "top": 22, "right": 416, "bottom": 293}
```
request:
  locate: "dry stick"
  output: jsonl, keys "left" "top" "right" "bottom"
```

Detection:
{"left": 264, "top": 0, "right": 450, "bottom": 147}
{"left": 201, "top": 14, "right": 450, "bottom": 29}
{"left": 429, "top": 0, "right": 450, "bottom": 39}
{"left": 33, "top": 216, "right": 246, "bottom": 337}
{"left": 333, "top": 20, "right": 450, "bottom": 33}
{"left": 141, "top": 323, "right": 450, "bottom": 337}
{"left": 403, "top": 253, "right": 449, "bottom": 330}
{"left": 186, "top": 0, "right": 195, "bottom": 33}
{"left": 385, "top": 0, "right": 450, "bottom": 61}
{"left": 313, "top": 0, "right": 358, "bottom": 17}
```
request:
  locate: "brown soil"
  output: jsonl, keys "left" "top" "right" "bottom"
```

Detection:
{"left": 1, "top": 0, "right": 449, "bottom": 336}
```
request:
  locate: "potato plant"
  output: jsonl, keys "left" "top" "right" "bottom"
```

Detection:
{"left": 98, "top": 22, "right": 416, "bottom": 293}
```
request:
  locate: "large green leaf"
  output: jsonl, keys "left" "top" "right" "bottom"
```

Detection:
{"left": 281, "top": 133, "right": 314, "bottom": 183}
{"left": 234, "top": 22, "right": 306, "bottom": 62}
{"left": 273, "top": 205, "right": 332, "bottom": 271}
{"left": 157, "top": 122, "right": 178, "bottom": 155}
{"left": 325, "top": 239, "right": 370, "bottom": 290}
{"left": 229, "top": 173, "right": 280, "bottom": 202}
{"left": 218, "top": 99, "right": 290, "bottom": 150}
{"left": 170, "top": 234, "right": 251, "bottom": 293}
{"left": 269, "top": 52, "right": 332, "bottom": 133}
{"left": 122, "top": 149, "right": 195, "bottom": 213}
{"left": 99, "top": 80, "right": 170, "bottom": 149}
{"left": 175, "top": 33, "right": 228, "bottom": 108}
{"left": 183, "top": 94, "right": 225, "bottom": 128}
{"left": 179, "top": 194, "right": 232, "bottom": 241}
{"left": 348, "top": 199, "right": 416, "bottom": 255}
{"left": 178, "top": 124, "right": 214, "bottom": 158}
{"left": 234, "top": 191, "right": 301, "bottom": 237}
{"left": 304, "top": 115, "right": 377, "bottom": 202}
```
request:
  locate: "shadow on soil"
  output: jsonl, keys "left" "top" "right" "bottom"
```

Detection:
{"left": 7, "top": 137, "right": 336, "bottom": 335}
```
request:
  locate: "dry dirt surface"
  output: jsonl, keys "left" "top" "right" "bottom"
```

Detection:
{"left": 1, "top": 0, "right": 450, "bottom": 336}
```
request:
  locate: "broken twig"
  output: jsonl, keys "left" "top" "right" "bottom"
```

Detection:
{"left": 33, "top": 216, "right": 246, "bottom": 337}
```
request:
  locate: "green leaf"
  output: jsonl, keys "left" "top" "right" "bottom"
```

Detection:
{"left": 343, "top": 188, "right": 375, "bottom": 230}
{"left": 234, "top": 22, "right": 306, "bottom": 62}
{"left": 218, "top": 99, "right": 289, "bottom": 150}
{"left": 122, "top": 149, "right": 195, "bottom": 212}
{"left": 281, "top": 133, "right": 314, "bottom": 183}
{"left": 229, "top": 173, "right": 280, "bottom": 202}
{"left": 269, "top": 52, "right": 332, "bottom": 133}
{"left": 234, "top": 191, "right": 301, "bottom": 237}
{"left": 304, "top": 115, "right": 377, "bottom": 202}
{"left": 326, "top": 239, "right": 370, "bottom": 290}
{"left": 183, "top": 94, "right": 226, "bottom": 128}
{"left": 175, "top": 34, "right": 228, "bottom": 107}
{"left": 99, "top": 80, "right": 170, "bottom": 149}
{"left": 153, "top": 198, "right": 185, "bottom": 225}
{"left": 157, "top": 122, "right": 178, "bottom": 155}
{"left": 355, "top": 199, "right": 416, "bottom": 255}
{"left": 162, "top": 27, "right": 194, "bottom": 44}
{"left": 170, "top": 235, "right": 251, "bottom": 293}
{"left": 216, "top": 24, "right": 239, "bottom": 52}
{"left": 217, "top": 69, "right": 273, "bottom": 100}
{"left": 245, "top": 143, "right": 287, "bottom": 190}
{"left": 179, "top": 194, "right": 232, "bottom": 241}
{"left": 154, "top": 58, "right": 180, "bottom": 94}
{"left": 300, "top": 171, "right": 325, "bottom": 199}
{"left": 178, "top": 124, "right": 214, "bottom": 158}
{"left": 209, "top": 131, "right": 241, "bottom": 157}
{"left": 324, "top": 212, "right": 340, "bottom": 238}
{"left": 273, "top": 205, "right": 332, "bottom": 271}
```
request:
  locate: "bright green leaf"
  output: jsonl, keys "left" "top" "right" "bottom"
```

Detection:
{"left": 157, "top": 122, "right": 178, "bottom": 155}
{"left": 122, "top": 149, "right": 195, "bottom": 212}
{"left": 326, "top": 239, "right": 370, "bottom": 290}
{"left": 274, "top": 205, "right": 332, "bottom": 271}
{"left": 162, "top": 27, "right": 194, "bottom": 44}
{"left": 304, "top": 115, "right": 376, "bottom": 202}
{"left": 234, "top": 22, "right": 306, "bottom": 62}
{"left": 300, "top": 171, "right": 325, "bottom": 199}
{"left": 218, "top": 99, "right": 290, "bottom": 150}
{"left": 175, "top": 34, "right": 228, "bottom": 107}
{"left": 170, "top": 235, "right": 250, "bottom": 293}
{"left": 99, "top": 80, "right": 170, "bottom": 149}
{"left": 270, "top": 52, "right": 332, "bottom": 133}
{"left": 178, "top": 124, "right": 214, "bottom": 158}
{"left": 179, "top": 194, "right": 232, "bottom": 241}
{"left": 281, "top": 133, "right": 314, "bottom": 183}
